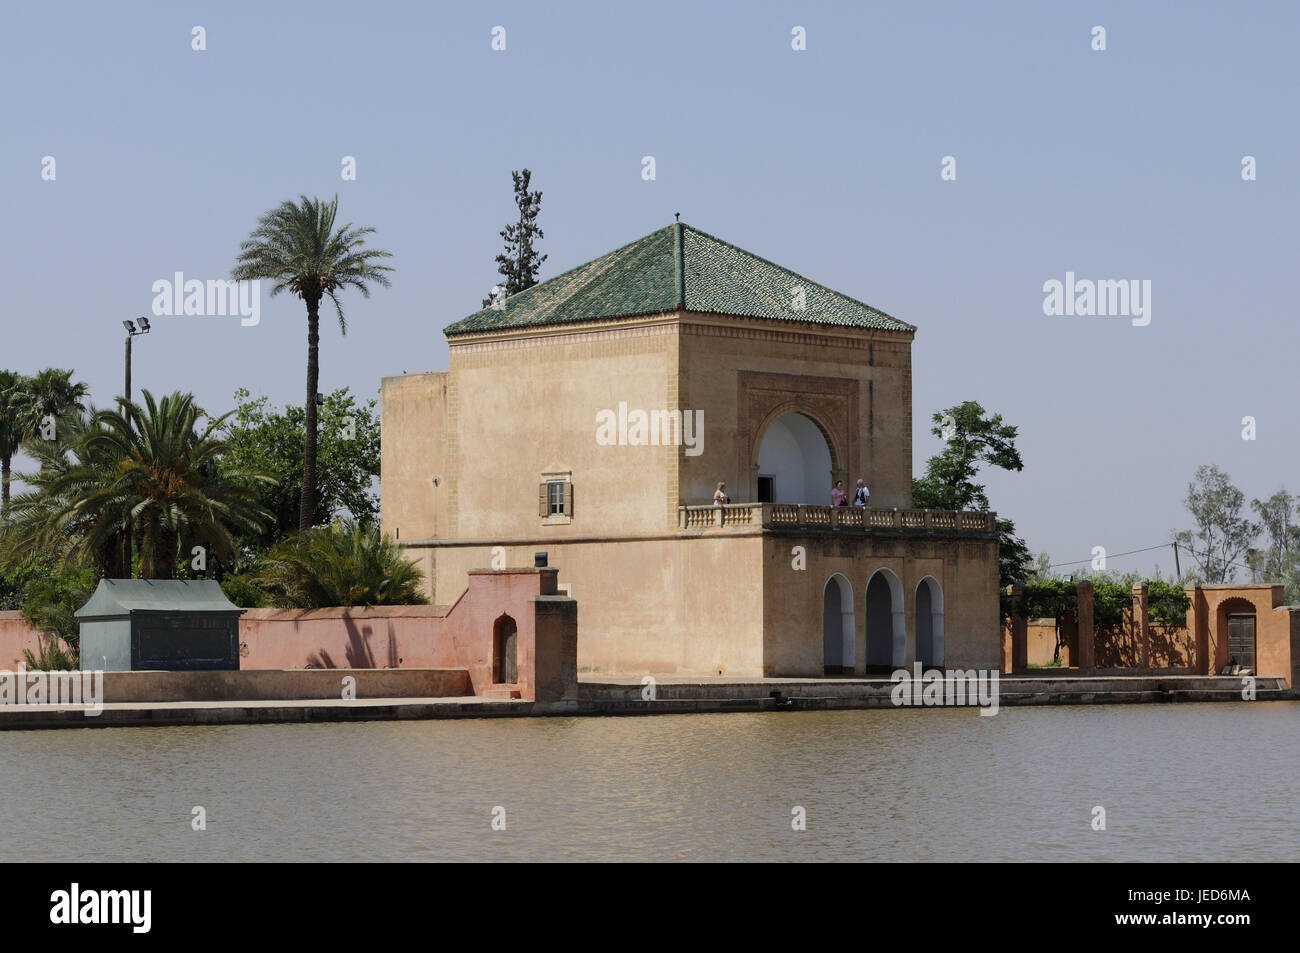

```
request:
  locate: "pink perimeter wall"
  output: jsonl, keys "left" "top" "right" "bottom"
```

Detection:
{"left": 0, "top": 567, "right": 578, "bottom": 703}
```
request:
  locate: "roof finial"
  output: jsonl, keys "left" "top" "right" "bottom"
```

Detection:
{"left": 674, "top": 211, "right": 680, "bottom": 222}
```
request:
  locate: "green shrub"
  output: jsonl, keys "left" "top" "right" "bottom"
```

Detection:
{"left": 20, "top": 567, "right": 93, "bottom": 654}
{"left": 22, "top": 635, "right": 77, "bottom": 671}
{"left": 220, "top": 573, "right": 269, "bottom": 608}
{"left": 255, "top": 519, "right": 428, "bottom": 609}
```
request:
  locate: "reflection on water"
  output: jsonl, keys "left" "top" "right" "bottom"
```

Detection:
{"left": 2, "top": 702, "right": 1295, "bottom": 862}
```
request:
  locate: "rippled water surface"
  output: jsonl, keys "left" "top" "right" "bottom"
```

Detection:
{"left": 3, "top": 703, "right": 1296, "bottom": 861}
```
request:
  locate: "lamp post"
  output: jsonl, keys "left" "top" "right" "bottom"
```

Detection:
{"left": 120, "top": 317, "right": 151, "bottom": 580}
{"left": 122, "top": 317, "right": 151, "bottom": 403}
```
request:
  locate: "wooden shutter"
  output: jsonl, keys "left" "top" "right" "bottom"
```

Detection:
{"left": 564, "top": 482, "right": 574, "bottom": 518}
{"left": 539, "top": 483, "right": 548, "bottom": 517}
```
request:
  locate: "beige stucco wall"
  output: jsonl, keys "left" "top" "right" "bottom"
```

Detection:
{"left": 442, "top": 318, "right": 682, "bottom": 539}
{"left": 679, "top": 315, "right": 913, "bottom": 509}
{"left": 761, "top": 534, "right": 999, "bottom": 676}
{"left": 405, "top": 536, "right": 766, "bottom": 677}
{"left": 381, "top": 312, "right": 916, "bottom": 544}
{"left": 380, "top": 371, "right": 447, "bottom": 543}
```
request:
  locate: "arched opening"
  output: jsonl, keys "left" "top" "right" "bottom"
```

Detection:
{"left": 822, "top": 573, "right": 855, "bottom": 674}
{"left": 493, "top": 614, "right": 518, "bottom": 684}
{"left": 756, "top": 412, "right": 833, "bottom": 505}
{"left": 915, "top": 576, "right": 945, "bottom": 668}
{"left": 865, "top": 568, "right": 905, "bottom": 671}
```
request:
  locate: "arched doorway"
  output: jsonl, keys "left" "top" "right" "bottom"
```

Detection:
{"left": 915, "top": 576, "right": 945, "bottom": 668}
{"left": 865, "top": 568, "right": 905, "bottom": 671}
{"left": 756, "top": 412, "right": 833, "bottom": 504}
{"left": 493, "top": 614, "right": 518, "bottom": 683}
{"left": 822, "top": 574, "right": 855, "bottom": 674}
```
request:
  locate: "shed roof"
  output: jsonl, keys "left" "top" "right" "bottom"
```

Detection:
{"left": 75, "top": 579, "right": 243, "bottom": 618}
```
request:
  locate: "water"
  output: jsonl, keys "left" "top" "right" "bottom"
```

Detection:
{"left": 3, "top": 703, "right": 1296, "bottom": 862}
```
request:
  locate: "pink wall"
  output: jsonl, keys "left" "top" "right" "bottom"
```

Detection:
{"left": 0, "top": 568, "right": 578, "bottom": 702}
{"left": 0, "top": 612, "right": 70, "bottom": 669}
{"left": 240, "top": 567, "right": 575, "bottom": 700}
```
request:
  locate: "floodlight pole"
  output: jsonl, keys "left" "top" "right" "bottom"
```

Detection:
{"left": 123, "top": 318, "right": 150, "bottom": 404}
{"left": 120, "top": 317, "right": 151, "bottom": 580}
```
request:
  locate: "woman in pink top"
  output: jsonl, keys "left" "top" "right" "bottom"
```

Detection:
{"left": 831, "top": 480, "right": 847, "bottom": 506}
{"left": 714, "top": 482, "right": 727, "bottom": 506}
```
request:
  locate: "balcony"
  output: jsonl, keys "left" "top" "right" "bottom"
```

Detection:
{"left": 678, "top": 503, "right": 997, "bottom": 535}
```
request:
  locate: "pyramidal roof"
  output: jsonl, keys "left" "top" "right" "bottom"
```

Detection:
{"left": 75, "top": 579, "right": 243, "bottom": 618}
{"left": 443, "top": 222, "right": 914, "bottom": 337}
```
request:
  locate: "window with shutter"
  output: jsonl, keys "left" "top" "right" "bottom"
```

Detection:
{"left": 540, "top": 471, "right": 572, "bottom": 522}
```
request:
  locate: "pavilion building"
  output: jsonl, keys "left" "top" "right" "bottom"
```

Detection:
{"left": 380, "top": 221, "right": 1000, "bottom": 677}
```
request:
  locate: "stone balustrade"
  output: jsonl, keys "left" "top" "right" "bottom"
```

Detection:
{"left": 678, "top": 503, "right": 996, "bottom": 534}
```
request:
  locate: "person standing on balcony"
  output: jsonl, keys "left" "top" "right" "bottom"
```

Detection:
{"left": 714, "top": 482, "right": 728, "bottom": 506}
{"left": 831, "top": 480, "right": 848, "bottom": 506}
{"left": 853, "top": 480, "right": 870, "bottom": 507}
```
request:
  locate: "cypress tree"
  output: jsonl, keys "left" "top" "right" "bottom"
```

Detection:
{"left": 482, "top": 169, "right": 547, "bottom": 307}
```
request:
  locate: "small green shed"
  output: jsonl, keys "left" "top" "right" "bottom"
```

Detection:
{"left": 76, "top": 579, "right": 244, "bottom": 671}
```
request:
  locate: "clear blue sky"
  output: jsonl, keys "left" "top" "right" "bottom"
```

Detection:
{"left": 3, "top": 1, "right": 1296, "bottom": 577}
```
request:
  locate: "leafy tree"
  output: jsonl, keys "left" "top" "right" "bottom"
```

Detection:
{"left": 1175, "top": 465, "right": 1258, "bottom": 584}
{"left": 219, "top": 572, "right": 270, "bottom": 609}
{"left": 912, "top": 401, "right": 1023, "bottom": 511}
{"left": 481, "top": 169, "right": 546, "bottom": 307}
{"left": 1018, "top": 578, "right": 1077, "bottom": 663}
{"left": 996, "top": 518, "right": 1032, "bottom": 594}
{"left": 913, "top": 401, "right": 1031, "bottom": 594}
{"left": 1250, "top": 489, "right": 1300, "bottom": 601}
{"left": 0, "top": 551, "right": 60, "bottom": 610}
{"left": 20, "top": 566, "right": 94, "bottom": 669}
{"left": 2, "top": 392, "right": 274, "bottom": 580}
{"left": 1147, "top": 579, "right": 1191, "bottom": 628}
{"left": 254, "top": 519, "right": 428, "bottom": 608}
{"left": 1025, "top": 552, "right": 1053, "bottom": 581}
{"left": 219, "top": 387, "right": 380, "bottom": 551}
{"left": 232, "top": 194, "right": 393, "bottom": 531}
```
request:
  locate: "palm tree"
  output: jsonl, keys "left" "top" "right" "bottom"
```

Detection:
{"left": 232, "top": 195, "right": 393, "bottom": 531}
{"left": 255, "top": 519, "right": 427, "bottom": 608}
{"left": 2, "top": 406, "right": 132, "bottom": 578}
{"left": 2, "top": 391, "right": 275, "bottom": 580}
{"left": 20, "top": 368, "right": 88, "bottom": 429}
{"left": 0, "top": 367, "right": 89, "bottom": 519}
{"left": 0, "top": 371, "right": 24, "bottom": 518}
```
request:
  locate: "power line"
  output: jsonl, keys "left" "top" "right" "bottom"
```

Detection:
{"left": 1047, "top": 542, "right": 1277, "bottom": 584}
{"left": 1047, "top": 543, "right": 1172, "bottom": 569}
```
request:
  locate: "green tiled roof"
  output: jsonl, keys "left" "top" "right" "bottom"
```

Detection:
{"left": 443, "top": 223, "right": 914, "bottom": 336}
